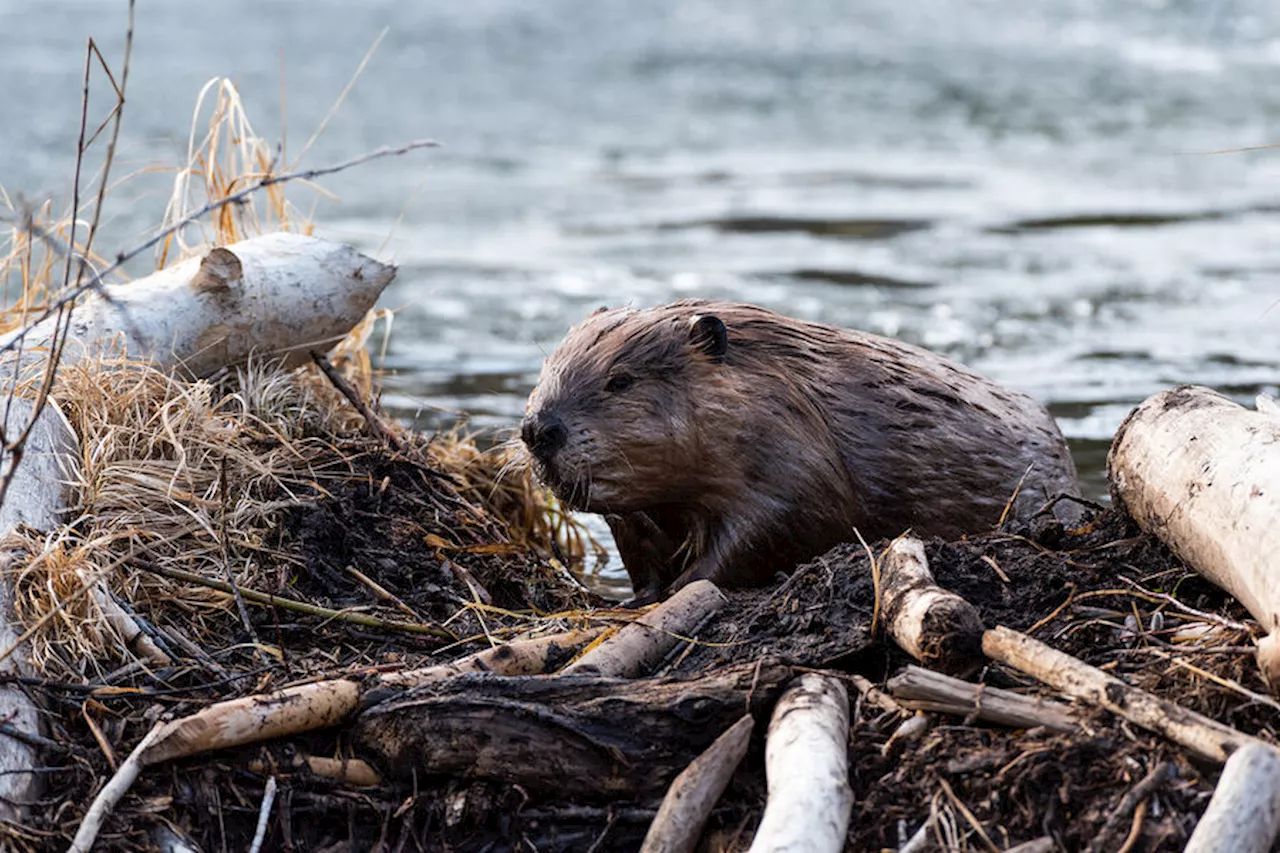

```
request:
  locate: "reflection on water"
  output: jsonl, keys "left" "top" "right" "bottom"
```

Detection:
{"left": 5, "top": 0, "right": 1280, "bottom": 594}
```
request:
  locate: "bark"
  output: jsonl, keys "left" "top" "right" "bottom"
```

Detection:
{"left": 355, "top": 660, "right": 791, "bottom": 798}
{"left": 1107, "top": 385, "right": 1280, "bottom": 686}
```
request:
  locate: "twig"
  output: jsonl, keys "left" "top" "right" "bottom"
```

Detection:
{"left": 248, "top": 776, "right": 278, "bottom": 853}
{"left": 309, "top": 349, "right": 403, "bottom": 451}
{"left": 936, "top": 776, "right": 999, "bottom": 853}
{"left": 1083, "top": 762, "right": 1171, "bottom": 853}
{"left": 139, "top": 563, "right": 454, "bottom": 639}
{"left": 1115, "top": 575, "right": 1251, "bottom": 633}
{"left": 67, "top": 721, "right": 163, "bottom": 853}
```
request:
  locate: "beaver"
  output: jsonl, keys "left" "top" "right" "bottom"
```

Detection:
{"left": 521, "top": 299, "right": 1078, "bottom": 603}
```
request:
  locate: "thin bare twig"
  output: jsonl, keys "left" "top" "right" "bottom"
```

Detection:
{"left": 139, "top": 563, "right": 455, "bottom": 640}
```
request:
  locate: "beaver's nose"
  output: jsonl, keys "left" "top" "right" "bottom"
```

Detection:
{"left": 521, "top": 412, "right": 568, "bottom": 463}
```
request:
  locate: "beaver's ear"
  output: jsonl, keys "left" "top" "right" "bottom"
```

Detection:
{"left": 689, "top": 314, "right": 728, "bottom": 363}
{"left": 591, "top": 305, "right": 610, "bottom": 316}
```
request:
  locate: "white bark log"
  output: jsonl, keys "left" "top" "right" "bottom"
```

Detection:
{"left": 1107, "top": 385, "right": 1280, "bottom": 686}
{"left": 1184, "top": 742, "right": 1280, "bottom": 853}
{"left": 748, "top": 673, "right": 852, "bottom": 853}
{"left": 2, "top": 232, "right": 395, "bottom": 377}
{"left": 562, "top": 580, "right": 727, "bottom": 678}
{"left": 379, "top": 627, "right": 605, "bottom": 687}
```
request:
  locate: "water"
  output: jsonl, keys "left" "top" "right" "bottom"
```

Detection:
{"left": 3, "top": 1, "right": 1280, "bottom": 589}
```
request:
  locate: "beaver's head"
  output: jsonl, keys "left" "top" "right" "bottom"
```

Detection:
{"left": 521, "top": 305, "right": 729, "bottom": 513}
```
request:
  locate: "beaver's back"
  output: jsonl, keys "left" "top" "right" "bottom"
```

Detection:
{"left": 682, "top": 300, "right": 1078, "bottom": 539}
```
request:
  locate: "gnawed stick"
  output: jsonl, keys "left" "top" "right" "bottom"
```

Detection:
{"left": 1184, "top": 743, "right": 1280, "bottom": 853}
{"left": 248, "top": 754, "right": 382, "bottom": 788}
{"left": 887, "top": 665, "right": 1077, "bottom": 733}
{"left": 983, "top": 626, "right": 1266, "bottom": 763}
{"left": 68, "top": 721, "right": 164, "bottom": 853}
{"left": 748, "top": 673, "right": 852, "bottom": 853}
{"left": 880, "top": 536, "right": 984, "bottom": 675}
{"left": 140, "top": 680, "right": 361, "bottom": 765}
{"left": 640, "top": 714, "right": 754, "bottom": 853}
{"left": 380, "top": 627, "right": 605, "bottom": 688}
{"left": 87, "top": 576, "right": 171, "bottom": 666}
{"left": 563, "top": 580, "right": 726, "bottom": 678}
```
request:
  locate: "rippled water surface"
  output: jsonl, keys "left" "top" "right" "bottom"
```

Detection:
{"left": 4, "top": 1, "right": 1280, "bottom": 590}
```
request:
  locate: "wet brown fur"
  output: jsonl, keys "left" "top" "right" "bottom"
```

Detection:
{"left": 523, "top": 299, "right": 1079, "bottom": 602}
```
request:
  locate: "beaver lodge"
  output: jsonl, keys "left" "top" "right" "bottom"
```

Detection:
{"left": 5, "top": 66, "right": 1280, "bottom": 853}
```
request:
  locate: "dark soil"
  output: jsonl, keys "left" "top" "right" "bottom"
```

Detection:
{"left": 14, "top": 446, "right": 1275, "bottom": 852}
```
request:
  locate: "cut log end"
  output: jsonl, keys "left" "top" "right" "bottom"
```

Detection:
{"left": 881, "top": 536, "right": 984, "bottom": 676}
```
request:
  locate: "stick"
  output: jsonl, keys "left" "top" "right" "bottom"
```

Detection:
{"left": 247, "top": 754, "right": 382, "bottom": 788}
{"left": 880, "top": 537, "right": 984, "bottom": 675}
{"left": 983, "top": 626, "right": 1267, "bottom": 763}
{"left": 248, "top": 776, "right": 277, "bottom": 853}
{"left": 563, "top": 580, "right": 726, "bottom": 678}
{"left": 748, "top": 673, "right": 852, "bottom": 853}
{"left": 139, "top": 680, "right": 361, "bottom": 765}
{"left": 67, "top": 721, "right": 164, "bottom": 853}
{"left": 887, "top": 665, "right": 1077, "bottom": 733}
{"left": 1083, "top": 762, "right": 1171, "bottom": 853}
{"left": 310, "top": 349, "right": 404, "bottom": 452}
{"left": 848, "top": 673, "right": 908, "bottom": 716}
{"left": 379, "top": 628, "right": 605, "bottom": 688}
{"left": 1184, "top": 743, "right": 1280, "bottom": 853}
{"left": 1004, "top": 839, "right": 1055, "bottom": 853}
{"left": 640, "top": 714, "right": 754, "bottom": 853}
{"left": 140, "top": 563, "right": 453, "bottom": 639}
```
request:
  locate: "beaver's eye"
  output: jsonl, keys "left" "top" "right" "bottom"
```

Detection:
{"left": 605, "top": 375, "right": 634, "bottom": 393}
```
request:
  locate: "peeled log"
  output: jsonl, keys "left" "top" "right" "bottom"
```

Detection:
{"left": 879, "top": 536, "right": 984, "bottom": 675}
{"left": 0, "top": 232, "right": 395, "bottom": 377}
{"left": 748, "top": 673, "right": 852, "bottom": 853}
{"left": 355, "top": 660, "right": 791, "bottom": 799}
{"left": 1107, "top": 386, "right": 1280, "bottom": 686}
{"left": 563, "top": 580, "right": 726, "bottom": 678}
{"left": 139, "top": 680, "right": 361, "bottom": 765}
{"left": 1184, "top": 742, "right": 1280, "bottom": 853}
{"left": 379, "top": 628, "right": 606, "bottom": 688}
